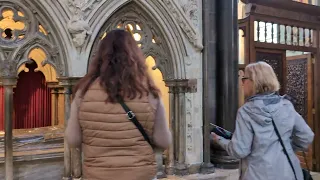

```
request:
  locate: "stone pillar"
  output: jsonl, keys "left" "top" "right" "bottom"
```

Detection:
{"left": 175, "top": 80, "right": 187, "bottom": 175}
{"left": 216, "top": 0, "right": 238, "bottom": 131}
{"left": 201, "top": 0, "right": 216, "bottom": 174}
{"left": 165, "top": 79, "right": 197, "bottom": 175}
{"left": 59, "top": 77, "right": 82, "bottom": 179}
{"left": 166, "top": 86, "right": 176, "bottom": 175}
{"left": 2, "top": 77, "right": 17, "bottom": 180}
{"left": 53, "top": 88, "right": 59, "bottom": 125}
{"left": 212, "top": 0, "right": 239, "bottom": 168}
{"left": 47, "top": 82, "right": 59, "bottom": 126}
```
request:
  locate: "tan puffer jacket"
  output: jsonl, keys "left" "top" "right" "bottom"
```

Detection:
{"left": 78, "top": 80, "right": 157, "bottom": 180}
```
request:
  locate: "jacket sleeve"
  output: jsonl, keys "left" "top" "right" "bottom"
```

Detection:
{"left": 216, "top": 108, "right": 253, "bottom": 159}
{"left": 291, "top": 112, "right": 314, "bottom": 151}
{"left": 65, "top": 90, "right": 82, "bottom": 148}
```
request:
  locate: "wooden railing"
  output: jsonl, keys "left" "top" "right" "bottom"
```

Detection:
{"left": 255, "top": 20, "right": 315, "bottom": 47}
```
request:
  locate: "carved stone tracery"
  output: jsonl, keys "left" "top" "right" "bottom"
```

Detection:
{"left": 163, "top": 0, "right": 203, "bottom": 51}
{"left": 179, "top": 0, "right": 199, "bottom": 28}
{"left": 0, "top": 0, "right": 66, "bottom": 77}
{"left": 91, "top": 3, "right": 174, "bottom": 79}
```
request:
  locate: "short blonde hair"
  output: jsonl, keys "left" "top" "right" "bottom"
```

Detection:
{"left": 245, "top": 61, "right": 280, "bottom": 94}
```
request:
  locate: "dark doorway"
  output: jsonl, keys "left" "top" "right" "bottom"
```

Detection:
{"left": 13, "top": 60, "right": 51, "bottom": 129}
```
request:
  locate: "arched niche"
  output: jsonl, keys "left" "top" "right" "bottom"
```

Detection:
{"left": 90, "top": 3, "right": 173, "bottom": 121}
{"left": 17, "top": 48, "right": 57, "bottom": 82}
{"left": 89, "top": 2, "right": 176, "bottom": 80}
{"left": 0, "top": 0, "right": 68, "bottom": 77}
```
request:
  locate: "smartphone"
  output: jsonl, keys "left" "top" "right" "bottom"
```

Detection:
{"left": 210, "top": 123, "right": 233, "bottom": 140}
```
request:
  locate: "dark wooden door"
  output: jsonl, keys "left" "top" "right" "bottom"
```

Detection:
{"left": 286, "top": 54, "right": 314, "bottom": 169}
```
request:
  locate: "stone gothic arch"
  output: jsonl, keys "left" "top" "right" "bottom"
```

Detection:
{"left": 83, "top": 1, "right": 198, "bottom": 176}
{"left": 89, "top": 2, "right": 174, "bottom": 80}
{"left": 85, "top": 0, "right": 188, "bottom": 80}
{"left": 0, "top": 0, "right": 69, "bottom": 77}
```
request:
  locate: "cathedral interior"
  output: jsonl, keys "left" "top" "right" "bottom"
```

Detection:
{"left": 0, "top": 0, "right": 320, "bottom": 179}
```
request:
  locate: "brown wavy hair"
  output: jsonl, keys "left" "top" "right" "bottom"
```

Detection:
{"left": 73, "top": 29, "right": 160, "bottom": 102}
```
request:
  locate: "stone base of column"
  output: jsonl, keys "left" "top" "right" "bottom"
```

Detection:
{"left": 200, "top": 162, "right": 215, "bottom": 174}
{"left": 174, "top": 163, "right": 188, "bottom": 176}
{"left": 165, "top": 164, "right": 175, "bottom": 175}
{"left": 210, "top": 144, "right": 239, "bottom": 169}
{"left": 155, "top": 149, "right": 167, "bottom": 179}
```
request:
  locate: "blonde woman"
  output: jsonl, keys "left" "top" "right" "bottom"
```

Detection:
{"left": 212, "top": 62, "right": 314, "bottom": 180}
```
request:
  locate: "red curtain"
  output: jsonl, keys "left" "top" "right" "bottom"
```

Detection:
{"left": 13, "top": 62, "right": 51, "bottom": 129}
{"left": 0, "top": 86, "right": 4, "bottom": 131}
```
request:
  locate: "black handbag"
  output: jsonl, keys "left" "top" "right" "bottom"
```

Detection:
{"left": 118, "top": 97, "right": 154, "bottom": 148}
{"left": 271, "top": 118, "right": 313, "bottom": 180}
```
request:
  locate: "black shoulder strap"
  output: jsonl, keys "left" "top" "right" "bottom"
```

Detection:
{"left": 271, "top": 119, "right": 298, "bottom": 180}
{"left": 118, "top": 98, "right": 153, "bottom": 147}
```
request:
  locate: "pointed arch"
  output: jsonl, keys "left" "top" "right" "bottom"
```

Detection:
{"left": 85, "top": 0, "right": 187, "bottom": 79}
{"left": 0, "top": 0, "right": 69, "bottom": 77}
{"left": 17, "top": 48, "right": 57, "bottom": 82}
{"left": 12, "top": 35, "right": 60, "bottom": 77}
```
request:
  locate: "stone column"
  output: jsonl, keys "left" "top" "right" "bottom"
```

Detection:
{"left": 166, "top": 85, "right": 176, "bottom": 175}
{"left": 53, "top": 88, "right": 59, "bottom": 125}
{"left": 59, "top": 77, "right": 82, "bottom": 178}
{"left": 59, "top": 78, "right": 72, "bottom": 179}
{"left": 201, "top": 0, "right": 216, "bottom": 174}
{"left": 47, "top": 82, "right": 59, "bottom": 126}
{"left": 175, "top": 80, "right": 187, "bottom": 175}
{"left": 2, "top": 77, "right": 17, "bottom": 180}
{"left": 59, "top": 77, "right": 82, "bottom": 179}
{"left": 164, "top": 79, "right": 197, "bottom": 175}
{"left": 216, "top": 0, "right": 238, "bottom": 131}
{"left": 212, "top": 0, "right": 239, "bottom": 168}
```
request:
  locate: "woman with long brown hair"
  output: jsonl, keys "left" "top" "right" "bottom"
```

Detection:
{"left": 66, "top": 29, "right": 172, "bottom": 180}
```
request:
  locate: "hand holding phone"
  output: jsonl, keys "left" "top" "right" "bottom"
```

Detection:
{"left": 210, "top": 123, "right": 233, "bottom": 140}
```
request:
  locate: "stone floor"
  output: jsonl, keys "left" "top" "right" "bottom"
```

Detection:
{"left": 163, "top": 169, "right": 320, "bottom": 180}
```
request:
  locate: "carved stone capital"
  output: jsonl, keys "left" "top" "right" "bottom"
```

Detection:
{"left": 46, "top": 82, "right": 59, "bottom": 89}
{"left": 1, "top": 77, "right": 17, "bottom": 86}
{"left": 58, "top": 77, "right": 81, "bottom": 87}
{"left": 164, "top": 79, "right": 197, "bottom": 93}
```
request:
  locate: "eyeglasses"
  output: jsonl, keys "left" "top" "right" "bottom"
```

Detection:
{"left": 241, "top": 77, "right": 250, "bottom": 83}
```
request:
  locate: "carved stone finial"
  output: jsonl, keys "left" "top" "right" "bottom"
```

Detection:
{"left": 67, "top": 16, "right": 92, "bottom": 48}
{"left": 67, "top": 0, "right": 93, "bottom": 49}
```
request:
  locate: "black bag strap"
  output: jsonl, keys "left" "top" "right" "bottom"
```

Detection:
{"left": 271, "top": 119, "right": 298, "bottom": 180}
{"left": 118, "top": 98, "right": 153, "bottom": 147}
